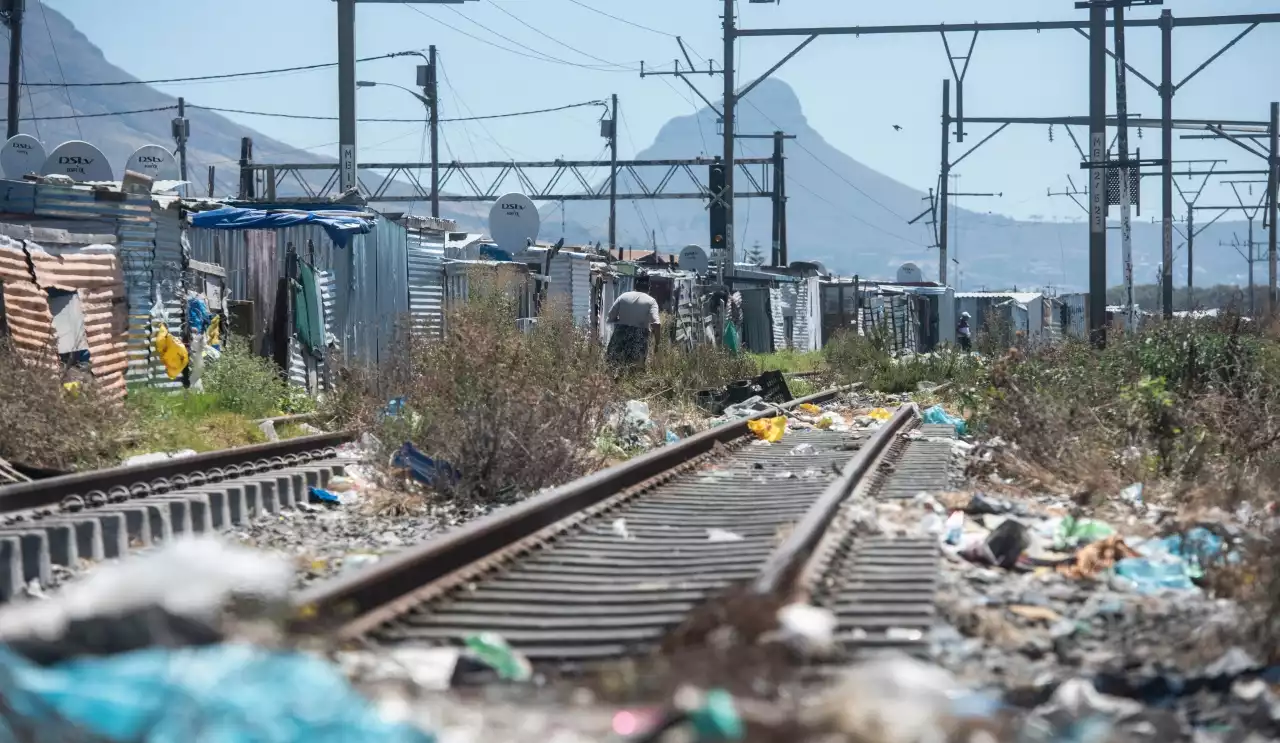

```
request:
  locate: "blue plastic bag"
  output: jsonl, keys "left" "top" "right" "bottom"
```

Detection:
{"left": 922, "top": 405, "right": 967, "bottom": 436}
{"left": 0, "top": 644, "right": 434, "bottom": 743}
{"left": 392, "top": 442, "right": 460, "bottom": 487}
{"left": 1113, "top": 527, "right": 1230, "bottom": 593}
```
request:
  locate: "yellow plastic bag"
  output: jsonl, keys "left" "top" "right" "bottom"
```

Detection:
{"left": 205, "top": 314, "right": 221, "bottom": 348}
{"left": 798, "top": 403, "right": 821, "bottom": 415}
{"left": 815, "top": 416, "right": 834, "bottom": 430}
{"left": 868, "top": 407, "right": 893, "bottom": 422}
{"left": 747, "top": 416, "right": 788, "bottom": 443}
{"left": 153, "top": 324, "right": 189, "bottom": 379}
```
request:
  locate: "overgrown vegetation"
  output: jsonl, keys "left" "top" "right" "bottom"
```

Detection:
{"left": 823, "top": 328, "right": 978, "bottom": 393}
{"left": 960, "top": 314, "right": 1280, "bottom": 659}
{"left": 0, "top": 338, "right": 132, "bottom": 471}
{"left": 324, "top": 278, "right": 616, "bottom": 501}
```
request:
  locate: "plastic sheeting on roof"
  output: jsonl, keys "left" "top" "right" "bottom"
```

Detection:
{"left": 189, "top": 207, "right": 374, "bottom": 247}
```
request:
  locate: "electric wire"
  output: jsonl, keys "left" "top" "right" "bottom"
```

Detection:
{"left": 186, "top": 100, "right": 605, "bottom": 123}
{"left": 0, "top": 105, "right": 177, "bottom": 123}
{"left": 619, "top": 114, "right": 670, "bottom": 250}
{"left": 484, "top": 0, "right": 637, "bottom": 72}
{"left": 436, "top": 59, "right": 516, "bottom": 161}
{"left": 34, "top": 0, "right": 80, "bottom": 138}
{"left": 563, "top": 0, "right": 676, "bottom": 37}
{"left": 402, "top": 3, "right": 631, "bottom": 73}
{"left": 21, "top": 50, "right": 424, "bottom": 88}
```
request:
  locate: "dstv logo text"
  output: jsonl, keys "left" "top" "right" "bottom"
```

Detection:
{"left": 499, "top": 202, "right": 525, "bottom": 211}
{"left": 59, "top": 156, "right": 95, "bottom": 165}
{"left": 9, "top": 143, "right": 31, "bottom": 151}
{"left": 136, "top": 156, "right": 164, "bottom": 164}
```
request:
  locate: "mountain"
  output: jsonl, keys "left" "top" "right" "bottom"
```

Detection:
{"left": 2, "top": 8, "right": 1262, "bottom": 293}
{"left": 551, "top": 78, "right": 1263, "bottom": 292}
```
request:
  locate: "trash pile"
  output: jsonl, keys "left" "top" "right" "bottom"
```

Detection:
{"left": 0, "top": 538, "right": 433, "bottom": 742}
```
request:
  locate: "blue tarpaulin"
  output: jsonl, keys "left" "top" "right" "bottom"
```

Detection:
{"left": 190, "top": 206, "right": 374, "bottom": 247}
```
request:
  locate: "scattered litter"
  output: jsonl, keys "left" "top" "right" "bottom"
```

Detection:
{"left": 612, "top": 518, "right": 633, "bottom": 541}
{"left": 747, "top": 416, "right": 787, "bottom": 443}
{"left": 921, "top": 404, "right": 966, "bottom": 435}
{"left": 815, "top": 416, "right": 834, "bottom": 430}
{"left": 943, "top": 511, "right": 965, "bottom": 545}
{"left": 1058, "top": 535, "right": 1140, "bottom": 580}
{"left": 867, "top": 407, "right": 893, "bottom": 422}
{"left": 789, "top": 443, "right": 817, "bottom": 456}
{"left": 341, "top": 553, "right": 381, "bottom": 574}
{"left": 0, "top": 643, "right": 434, "bottom": 742}
{"left": 308, "top": 486, "right": 341, "bottom": 505}
{"left": 1008, "top": 605, "right": 1063, "bottom": 623}
{"left": 391, "top": 442, "right": 460, "bottom": 487}
{"left": 464, "top": 632, "right": 533, "bottom": 682}
{"left": 798, "top": 403, "right": 822, "bottom": 415}
{"left": 1053, "top": 515, "right": 1117, "bottom": 550}
{"left": 665, "top": 430, "right": 681, "bottom": 444}
{"left": 773, "top": 603, "right": 837, "bottom": 656}
{"left": 706, "top": 528, "right": 744, "bottom": 543}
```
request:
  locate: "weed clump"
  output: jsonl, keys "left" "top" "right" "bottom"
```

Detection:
{"left": 0, "top": 338, "right": 132, "bottom": 471}
{"left": 823, "top": 329, "right": 977, "bottom": 393}
{"left": 341, "top": 279, "right": 615, "bottom": 502}
{"left": 202, "top": 338, "right": 291, "bottom": 419}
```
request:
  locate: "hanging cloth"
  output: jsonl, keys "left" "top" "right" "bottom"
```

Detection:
{"left": 293, "top": 262, "right": 326, "bottom": 356}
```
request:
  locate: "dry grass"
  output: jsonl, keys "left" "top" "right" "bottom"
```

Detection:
{"left": 0, "top": 338, "right": 132, "bottom": 471}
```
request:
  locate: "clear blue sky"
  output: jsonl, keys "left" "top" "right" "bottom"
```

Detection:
{"left": 48, "top": 0, "right": 1280, "bottom": 221}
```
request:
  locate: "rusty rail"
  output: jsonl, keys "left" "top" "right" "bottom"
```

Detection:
{"left": 291, "top": 387, "right": 853, "bottom": 637}
{"left": 0, "top": 431, "right": 355, "bottom": 514}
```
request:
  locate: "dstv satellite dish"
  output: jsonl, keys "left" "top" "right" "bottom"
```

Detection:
{"left": 678, "top": 244, "right": 709, "bottom": 273}
{"left": 125, "top": 144, "right": 179, "bottom": 181}
{"left": 1, "top": 134, "right": 46, "bottom": 179}
{"left": 896, "top": 262, "right": 925, "bottom": 284}
{"left": 41, "top": 140, "right": 113, "bottom": 182}
{"left": 487, "top": 193, "right": 540, "bottom": 253}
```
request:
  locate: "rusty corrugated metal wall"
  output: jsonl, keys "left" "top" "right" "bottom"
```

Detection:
{"left": 0, "top": 227, "right": 128, "bottom": 395}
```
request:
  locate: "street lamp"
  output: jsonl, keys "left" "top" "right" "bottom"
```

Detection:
{"left": 356, "top": 71, "right": 440, "bottom": 218}
{"left": 357, "top": 80, "right": 431, "bottom": 108}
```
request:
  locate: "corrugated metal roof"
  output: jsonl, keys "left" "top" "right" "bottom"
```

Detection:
{"left": 955, "top": 291, "right": 1044, "bottom": 305}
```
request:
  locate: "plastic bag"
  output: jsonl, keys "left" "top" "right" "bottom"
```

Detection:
{"left": 867, "top": 407, "right": 893, "bottom": 422}
{"left": 0, "top": 644, "right": 435, "bottom": 743}
{"left": 921, "top": 404, "right": 966, "bottom": 435}
{"left": 747, "top": 416, "right": 787, "bottom": 443}
{"left": 152, "top": 324, "right": 189, "bottom": 379}
{"left": 722, "top": 320, "right": 740, "bottom": 354}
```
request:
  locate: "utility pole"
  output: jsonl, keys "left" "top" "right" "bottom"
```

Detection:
{"left": 337, "top": 0, "right": 357, "bottom": 193}
{"left": 720, "top": 0, "right": 736, "bottom": 281}
{"left": 1270, "top": 101, "right": 1278, "bottom": 317}
{"left": 426, "top": 46, "right": 439, "bottom": 218}
{"left": 607, "top": 93, "right": 618, "bottom": 256}
{"left": 3, "top": 0, "right": 22, "bottom": 139}
{"left": 771, "top": 130, "right": 788, "bottom": 267}
{"left": 939, "top": 80, "right": 951, "bottom": 286}
{"left": 173, "top": 97, "right": 190, "bottom": 196}
{"left": 1113, "top": 2, "right": 1135, "bottom": 330}
{"left": 1159, "top": 9, "right": 1173, "bottom": 318}
{"left": 1084, "top": 0, "right": 1108, "bottom": 347}
{"left": 337, "top": 1, "right": 475, "bottom": 195}
{"left": 207, "top": 165, "right": 215, "bottom": 198}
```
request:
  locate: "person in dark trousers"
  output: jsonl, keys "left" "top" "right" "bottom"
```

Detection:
{"left": 606, "top": 278, "right": 661, "bottom": 374}
{"left": 957, "top": 311, "right": 973, "bottom": 352}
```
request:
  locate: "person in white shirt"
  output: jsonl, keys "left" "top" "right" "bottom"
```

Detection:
{"left": 606, "top": 277, "right": 661, "bottom": 372}
{"left": 957, "top": 311, "right": 973, "bottom": 352}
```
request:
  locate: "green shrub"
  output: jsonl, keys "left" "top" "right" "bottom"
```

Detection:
{"left": 201, "top": 338, "right": 288, "bottom": 419}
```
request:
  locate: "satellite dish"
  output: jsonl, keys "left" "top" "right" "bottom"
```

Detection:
{"left": 41, "top": 140, "right": 113, "bottom": 182}
{"left": 896, "top": 262, "right": 925, "bottom": 284}
{"left": 1, "top": 134, "right": 46, "bottom": 179}
{"left": 487, "top": 193, "right": 540, "bottom": 253}
{"left": 125, "top": 144, "right": 179, "bottom": 181}
{"left": 678, "top": 244, "right": 709, "bottom": 273}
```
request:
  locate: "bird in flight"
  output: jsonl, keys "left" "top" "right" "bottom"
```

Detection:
{"left": 892, "top": 124, "right": 903, "bottom": 131}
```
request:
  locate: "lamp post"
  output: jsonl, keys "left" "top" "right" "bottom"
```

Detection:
{"left": 358, "top": 80, "right": 438, "bottom": 216}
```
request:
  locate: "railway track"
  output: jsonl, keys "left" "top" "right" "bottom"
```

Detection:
{"left": 0, "top": 432, "right": 357, "bottom": 599}
{"left": 295, "top": 388, "right": 951, "bottom": 666}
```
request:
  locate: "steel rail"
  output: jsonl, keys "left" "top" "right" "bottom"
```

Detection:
{"left": 0, "top": 431, "right": 356, "bottom": 514}
{"left": 752, "top": 404, "right": 918, "bottom": 596}
{"left": 291, "top": 387, "right": 851, "bottom": 635}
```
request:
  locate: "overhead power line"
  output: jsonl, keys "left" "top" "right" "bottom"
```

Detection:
{"left": 564, "top": 0, "right": 676, "bottom": 37}
{"left": 0, "top": 105, "right": 177, "bottom": 123}
{"left": 190, "top": 99, "right": 606, "bottom": 123}
{"left": 485, "top": 0, "right": 637, "bottom": 72}
{"left": 21, "top": 50, "right": 423, "bottom": 88}
{"left": 402, "top": 3, "right": 633, "bottom": 73}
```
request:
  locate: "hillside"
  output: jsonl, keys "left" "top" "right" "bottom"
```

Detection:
{"left": 2, "top": 7, "right": 1260, "bottom": 292}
